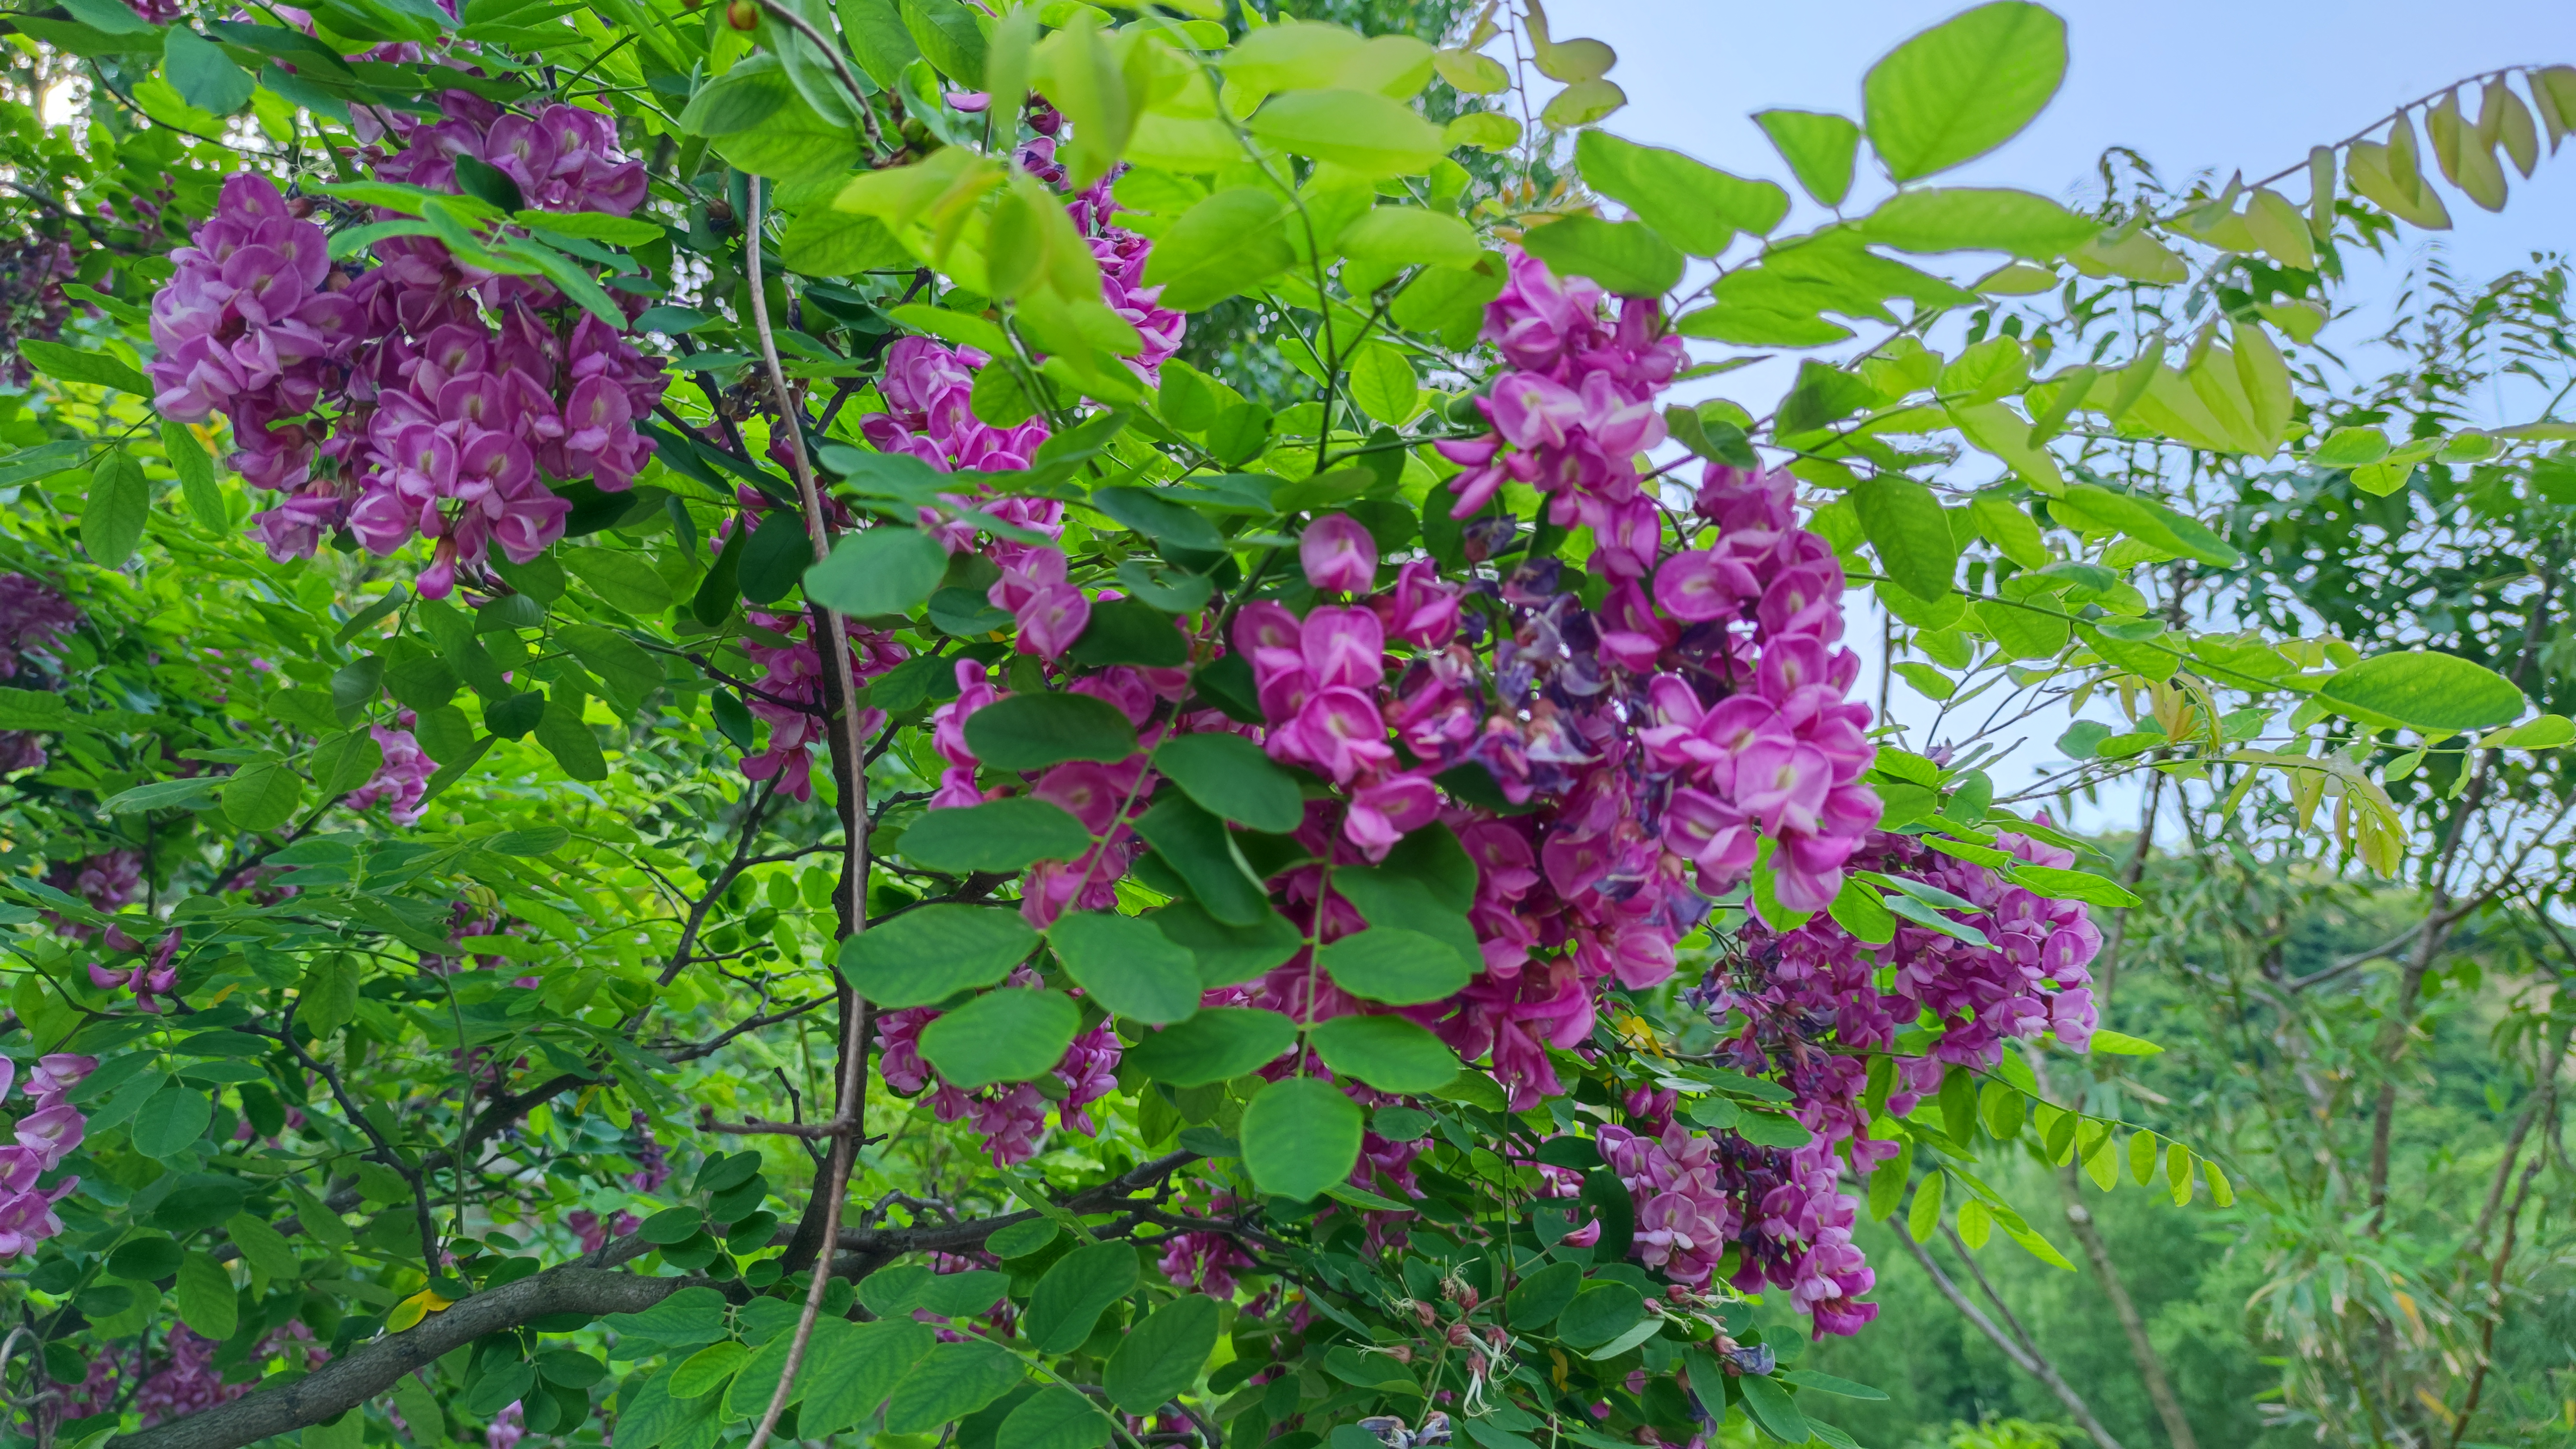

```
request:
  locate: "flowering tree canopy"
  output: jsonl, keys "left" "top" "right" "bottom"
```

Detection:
{"left": 0, "top": 3, "right": 2572, "bottom": 1449}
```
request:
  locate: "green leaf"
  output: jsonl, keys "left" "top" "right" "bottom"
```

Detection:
{"left": 297, "top": 955, "right": 359, "bottom": 1038}
{"left": 1151, "top": 902, "right": 1304, "bottom": 987}
{"left": 1517, "top": 215, "right": 1683, "bottom": 297}
{"left": 964, "top": 691, "right": 1140, "bottom": 772}
{"left": 1308, "top": 1014, "right": 1460, "bottom": 1093}
{"left": 1782, "top": 1369, "right": 1888, "bottom": 1402}
{"left": 312, "top": 727, "right": 386, "bottom": 798}
{"left": 1864, "top": 187, "right": 2099, "bottom": 260}
{"left": 1068, "top": 597, "right": 1189, "bottom": 668}
{"left": 1346, "top": 343, "right": 1419, "bottom": 425}
{"left": 558, "top": 624, "right": 663, "bottom": 710}
{"left": 133, "top": 1084, "right": 215, "bottom": 1158}
{"left": 801, "top": 1321, "right": 936, "bottom": 1436}
{"left": 1736, "top": 1374, "right": 1812, "bottom": 1445}
{"left": 161, "top": 420, "right": 225, "bottom": 531}
{"left": 1851, "top": 473, "right": 1958, "bottom": 600}
{"left": 883, "top": 1337, "right": 1025, "bottom": 1435}
{"left": 221, "top": 760, "right": 305, "bottom": 832}
{"left": 1755, "top": 109, "right": 1863, "bottom": 206}
{"left": 722, "top": 1326, "right": 819, "bottom": 1420}
{"left": 835, "top": 0, "right": 919, "bottom": 89}
{"left": 1826, "top": 877, "right": 1897, "bottom": 946}
{"left": 841, "top": 905, "right": 1038, "bottom": 1008}
{"left": 918, "top": 988, "right": 1080, "bottom": 1089}
{"left": 1023, "top": 1241, "right": 1140, "bottom": 1353}
{"left": 902, "top": 797, "right": 1093, "bottom": 873}
{"left": 1338, "top": 206, "right": 1483, "bottom": 268}
{"left": 20, "top": 339, "right": 152, "bottom": 396}
{"left": 784, "top": 209, "right": 908, "bottom": 276}
{"left": 712, "top": 90, "right": 861, "bottom": 182}
{"left": 2318, "top": 651, "right": 2527, "bottom": 732}
{"left": 1124, "top": 1007, "right": 1297, "bottom": 1086}
{"left": 1247, "top": 89, "right": 1445, "bottom": 178}
{"left": 532, "top": 692, "right": 608, "bottom": 782}
{"left": 1151, "top": 733, "right": 1305, "bottom": 832}
{"left": 1131, "top": 794, "right": 1271, "bottom": 926}
{"left": 995, "top": 1386, "right": 1110, "bottom": 1449}
{"left": 1140, "top": 187, "right": 1295, "bottom": 312}
{"left": 1104, "top": 1295, "right": 1221, "bottom": 1415}
{"left": 102, "top": 777, "right": 223, "bottom": 815}
{"left": 2009, "top": 864, "right": 2140, "bottom": 908}
{"left": 559, "top": 548, "right": 674, "bottom": 614}
{"left": 2052, "top": 485, "right": 2242, "bottom": 567}
{"left": 2484, "top": 713, "right": 2576, "bottom": 749}
{"left": 1556, "top": 1283, "right": 1643, "bottom": 1348}
{"left": 1907, "top": 1169, "right": 1946, "bottom": 1241}
{"left": 1050, "top": 911, "right": 1203, "bottom": 1024}
{"left": 1315, "top": 927, "right": 1472, "bottom": 1006}
{"left": 899, "top": 0, "right": 985, "bottom": 85}
{"left": 804, "top": 526, "right": 945, "bottom": 618}
{"left": 82, "top": 449, "right": 151, "bottom": 568}
{"left": 1241, "top": 1076, "right": 1363, "bottom": 1201}
{"left": 1574, "top": 131, "right": 1788, "bottom": 255}
{"left": 2088, "top": 1029, "right": 2162, "bottom": 1056}
{"left": 1504, "top": 1260, "right": 1584, "bottom": 1328}
{"left": 1089, "top": 485, "right": 1228, "bottom": 551}
{"left": 1863, "top": 1, "right": 2066, "bottom": 180}
{"left": 175, "top": 1253, "right": 239, "bottom": 1341}
{"left": 861, "top": 1265, "right": 1009, "bottom": 1320}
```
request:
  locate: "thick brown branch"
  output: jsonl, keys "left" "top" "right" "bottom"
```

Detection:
{"left": 108, "top": 1258, "right": 681, "bottom": 1449}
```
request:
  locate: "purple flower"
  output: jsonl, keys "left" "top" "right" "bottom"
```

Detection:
{"left": 1301, "top": 513, "right": 1379, "bottom": 593}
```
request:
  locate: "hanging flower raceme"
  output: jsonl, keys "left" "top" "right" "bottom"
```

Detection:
{"left": 347, "top": 716, "right": 438, "bottom": 826}
{"left": 0, "top": 573, "right": 79, "bottom": 775}
{"left": 874, "top": 967, "right": 1123, "bottom": 1168}
{"left": 735, "top": 609, "right": 908, "bottom": 802}
{"left": 0, "top": 1054, "right": 93, "bottom": 1259}
{"left": 162, "top": 95, "right": 664, "bottom": 598}
{"left": 146, "top": 174, "right": 363, "bottom": 518}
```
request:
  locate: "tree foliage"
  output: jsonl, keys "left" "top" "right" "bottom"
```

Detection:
{"left": 0, "top": 3, "right": 2569, "bottom": 1449}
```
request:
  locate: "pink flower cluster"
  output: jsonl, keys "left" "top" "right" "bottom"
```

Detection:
{"left": 347, "top": 719, "right": 437, "bottom": 826}
{"left": 0, "top": 1055, "right": 94, "bottom": 1258}
{"left": 736, "top": 609, "right": 907, "bottom": 802}
{"left": 0, "top": 573, "right": 79, "bottom": 775}
{"left": 146, "top": 174, "right": 362, "bottom": 512}
{"left": 44, "top": 849, "right": 141, "bottom": 946}
{"left": 154, "top": 96, "right": 664, "bottom": 600}
{"left": 874, "top": 969, "right": 1121, "bottom": 1168}
{"left": 0, "top": 573, "right": 79, "bottom": 678}
{"left": 1434, "top": 247, "right": 1685, "bottom": 579}
{"left": 134, "top": 1321, "right": 319, "bottom": 1427}
{"left": 90, "top": 928, "right": 181, "bottom": 1007}
{"left": 1644, "top": 463, "right": 1879, "bottom": 914}
{"left": 364, "top": 96, "right": 645, "bottom": 215}
{"left": 1011, "top": 138, "right": 1185, "bottom": 386}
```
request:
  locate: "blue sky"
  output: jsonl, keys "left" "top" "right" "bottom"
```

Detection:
{"left": 1546, "top": 0, "right": 2576, "bottom": 826}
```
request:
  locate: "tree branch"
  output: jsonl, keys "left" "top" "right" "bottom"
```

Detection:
{"left": 107, "top": 1258, "right": 680, "bottom": 1449}
{"left": 1894, "top": 1223, "right": 2125, "bottom": 1449}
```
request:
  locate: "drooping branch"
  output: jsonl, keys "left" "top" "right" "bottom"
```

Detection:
{"left": 1894, "top": 1222, "right": 2126, "bottom": 1449}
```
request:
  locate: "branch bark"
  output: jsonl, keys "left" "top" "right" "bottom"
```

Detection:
{"left": 108, "top": 1257, "right": 678, "bottom": 1449}
{"left": 1893, "top": 1222, "right": 2125, "bottom": 1449}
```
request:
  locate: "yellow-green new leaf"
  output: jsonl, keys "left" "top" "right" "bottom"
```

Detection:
{"left": 1862, "top": 1, "right": 2067, "bottom": 180}
{"left": 1574, "top": 131, "right": 1788, "bottom": 256}
{"left": 1864, "top": 187, "right": 2100, "bottom": 260}
{"left": 1248, "top": 90, "right": 1444, "bottom": 178}
{"left": 1339, "top": 206, "right": 1483, "bottom": 268}
{"left": 1754, "top": 109, "right": 1861, "bottom": 207}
